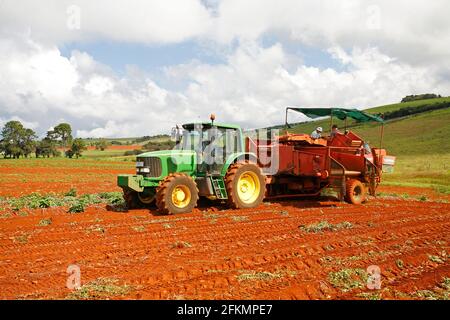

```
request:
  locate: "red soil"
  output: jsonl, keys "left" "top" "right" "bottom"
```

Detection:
{"left": 0, "top": 196, "right": 448, "bottom": 300}
{"left": 378, "top": 185, "right": 449, "bottom": 201}
{"left": 0, "top": 165, "right": 134, "bottom": 197}
{"left": 0, "top": 160, "right": 448, "bottom": 299}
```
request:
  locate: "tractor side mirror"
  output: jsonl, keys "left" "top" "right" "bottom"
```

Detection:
{"left": 170, "top": 126, "right": 182, "bottom": 142}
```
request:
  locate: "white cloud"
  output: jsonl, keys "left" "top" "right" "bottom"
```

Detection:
{"left": 0, "top": 1, "right": 449, "bottom": 137}
{"left": 0, "top": 0, "right": 212, "bottom": 44}
{"left": 166, "top": 42, "right": 447, "bottom": 128}
{"left": 211, "top": 0, "right": 450, "bottom": 66}
{"left": 2, "top": 0, "right": 449, "bottom": 66}
{"left": 0, "top": 116, "right": 39, "bottom": 130}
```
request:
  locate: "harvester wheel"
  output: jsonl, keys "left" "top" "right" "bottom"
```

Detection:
{"left": 344, "top": 179, "right": 366, "bottom": 205}
{"left": 225, "top": 162, "right": 266, "bottom": 209}
{"left": 123, "top": 189, "right": 139, "bottom": 209}
{"left": 156, "top": 173, "right": 199, "bottom": 214}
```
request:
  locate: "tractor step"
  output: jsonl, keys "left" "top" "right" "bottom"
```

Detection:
{"left": 210, "top": 176, "right": 227, "bottom": 199}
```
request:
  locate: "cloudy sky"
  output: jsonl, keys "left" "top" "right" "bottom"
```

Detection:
{"left": 1, "top": 0, "right": 449, "bottom": 138}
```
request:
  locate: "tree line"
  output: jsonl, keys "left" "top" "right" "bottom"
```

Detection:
{"left": 401, "top": 93, "right": 442, "bottom": 103}
{"left": 0, "top": 121, "right": 87, "bottom": 159}
{"left": 382, "top": 100, "right": 450, "bottom": 121}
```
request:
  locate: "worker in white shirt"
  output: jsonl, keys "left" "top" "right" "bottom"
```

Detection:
{"left": 310, "top": 126, "right": 323, "bottom": 139}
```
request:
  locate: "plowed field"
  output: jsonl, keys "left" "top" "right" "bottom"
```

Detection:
{"left": 1, "top": 194, "right": 448, "bottom": 300}
{"left": 0, "top": 159, "right": 448, "bottom": 300}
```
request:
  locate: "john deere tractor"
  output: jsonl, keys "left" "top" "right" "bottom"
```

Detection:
{"left": 117, "top": 116, "right": 265, "bottom": 214}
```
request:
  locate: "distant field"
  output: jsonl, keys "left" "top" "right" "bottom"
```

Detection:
{"left": 83, "top": 135, "right": 171, "bottom": 147}
{"left": 382, "top": 153, "right": 450, "bottom": 194}
{"left": 0, "top": 157, "right": 134, "bottom": 197}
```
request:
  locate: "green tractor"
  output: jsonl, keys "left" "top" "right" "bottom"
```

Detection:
{"left": 117, "top": 116, "right": 266, "bottom": 214}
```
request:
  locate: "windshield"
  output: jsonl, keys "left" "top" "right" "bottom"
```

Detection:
{"left": 174, "top": 128, "right": 201, "bottom": 151}
{"left": 174, "top": 125, "right": 241, "bottom": 154}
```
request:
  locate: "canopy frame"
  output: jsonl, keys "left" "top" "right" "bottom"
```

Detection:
{"left": 284, "top": 107, "right": 385, "bottom": 153}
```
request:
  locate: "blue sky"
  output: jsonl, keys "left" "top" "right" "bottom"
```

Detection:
{"left": 59, "top": 40, "right": 226, "bottom": 75}
{"left": 59, "top": 37, "right": 347, "bottom": 82}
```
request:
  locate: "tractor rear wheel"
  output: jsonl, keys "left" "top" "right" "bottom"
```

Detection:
{"left": 225, "top": 162, "right": 266, "bottom": 209}
{"left": 345, "top": 179, "right": 366, "bottom": 205}
{"left": 156, "top": 173, "right": 199, "bottom": 214}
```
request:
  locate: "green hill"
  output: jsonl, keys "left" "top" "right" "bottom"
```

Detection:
{"left": 366, "top": 96, "right": 450, "bottom": 114}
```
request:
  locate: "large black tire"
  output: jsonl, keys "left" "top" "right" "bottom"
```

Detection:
{"left": 225, "top": 162, "right": 266, "bottom": 209}
{"left": 344, "top": 179, "right": 367, "bottom": 205}
{"left": 156, "top": 173, "right": 199, "bottom": 214}
{"left": 123, "top": 189, "right": 139, "bottom": 209}
{"left": 123, "top": 188, "right": 156, "bottom": 209}
{"left": 137, "top": 188, "right": 156, "bottom": 206}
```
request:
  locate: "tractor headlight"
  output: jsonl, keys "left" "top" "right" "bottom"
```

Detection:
{"left": 139, "top": 168, "right": 150, "bottom": 173}
{"left": 136, "top": 161, "right": 144, "bottom": 168}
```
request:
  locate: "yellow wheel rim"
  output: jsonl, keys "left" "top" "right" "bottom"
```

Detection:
{"left": 237, "top": 171, "right": 260, "bottom": 204}
{"left": 171, "top": 185, "right": 191, "bottom": 208}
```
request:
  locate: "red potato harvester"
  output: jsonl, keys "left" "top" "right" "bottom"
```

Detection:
{"left": 247, "top": 107, "right": 395, "bottom": 204}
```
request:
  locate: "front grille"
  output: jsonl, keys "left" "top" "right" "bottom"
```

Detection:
{"left": 137, "top": 157, "right": 162, "bottom": 177}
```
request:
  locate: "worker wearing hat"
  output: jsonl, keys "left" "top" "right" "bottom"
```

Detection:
{"left": 310, "top": 126, "right": 323, "bottom": 139}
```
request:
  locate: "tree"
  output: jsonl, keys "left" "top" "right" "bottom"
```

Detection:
{"left": 51, "top": 123, "right": 72, "bottom": 151}
{"left": 36, "top": 137, "right": 59, "bottom": 158}
{"left": 401, "top": 93, "right": 442, "bottom": 103}
{"left": 20, "top": 128, "right": 37, "bottom": 158}
{"left": 67, "top": 138, "right": 86, "bottom": 158}
{"left": 0, "top": 120, "right": 37, "bottom": 158}
{"left": 95, "top": 139, "right": 110, "bottom": 151}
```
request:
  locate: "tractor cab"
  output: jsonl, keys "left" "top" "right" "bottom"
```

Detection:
{"left": 118, "top": 114, "right": 265, "bottom": 214}
{"left": 171, "top": 120, "right": 244, "bottom": 176}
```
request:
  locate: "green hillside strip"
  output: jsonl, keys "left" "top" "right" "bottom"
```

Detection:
{"left": 365, "top": 97, "right": 450, "bottom": 114}
{"left": 354, "top": 108, "right": 450, "bottom": 156}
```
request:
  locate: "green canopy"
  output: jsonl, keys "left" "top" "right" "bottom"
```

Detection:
{"left": 287, "top": 107, "right": 384, "bottom": 123}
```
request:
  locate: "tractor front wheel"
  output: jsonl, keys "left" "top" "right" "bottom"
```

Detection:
{"left": 123, "top": 189, "right": 139, "bottom": 209}
{"left": 156, "top": 173, "right": 199, "bottom": 214}
{"left": 345, "top": 179, "right": 367, "bottom": 205}
{"left": 225, "top": 162, "right": 266, "bottom": 209}
{"left": 137, "top": 188, "right": 156, "bottom": 206}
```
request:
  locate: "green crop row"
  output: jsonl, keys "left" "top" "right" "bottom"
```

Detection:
{"left": 1, "top": 190, "right": 124, "bottom": 213}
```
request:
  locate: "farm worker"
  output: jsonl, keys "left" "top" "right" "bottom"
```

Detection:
{"left": 310, "top": 127, "right": 323, "bottom": 139}
{"left": 330, "top": 124, "right": 341, "bottom": 138}
{"left": 363, "top": 142, "right": 372, "bottom": 154}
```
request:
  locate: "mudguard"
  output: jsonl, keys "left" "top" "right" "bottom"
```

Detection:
{"left": 220, "top": 152, "right": 258, "bottom": 176}
{"left": 117, "top": 174, "right": 144, "bottom": 192}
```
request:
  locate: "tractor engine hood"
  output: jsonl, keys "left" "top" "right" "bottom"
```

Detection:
{"left": 136, "top": 149, "right": 197, "bottom": 178}
{"left": 138, "top": 149, "right": 196, "bottom": 158}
